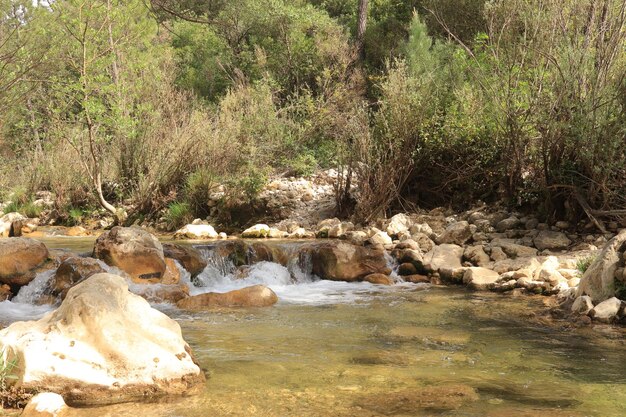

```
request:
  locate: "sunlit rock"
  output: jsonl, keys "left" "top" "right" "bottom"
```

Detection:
{"left": 174, "top": 224, "right": 218, "bottom": 239}
{"left": 177, "top": 284, "right": 278, "bottom": 309}
{"left": 0, "top": 237, "right": 49, "bottom": 286}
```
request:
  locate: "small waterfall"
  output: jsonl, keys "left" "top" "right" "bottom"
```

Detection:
{"left": 12, "top": 270, "right": 56, "bottom": 305}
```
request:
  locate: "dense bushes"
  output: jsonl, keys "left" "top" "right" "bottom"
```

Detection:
{"left": 1, "top": 0, "right": 624, "bottom": 228}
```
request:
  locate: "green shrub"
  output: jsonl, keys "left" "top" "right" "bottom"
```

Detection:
{"left": 287, "top": 153, "right": 317, "bottom": 177}
{"left": 67, "top": 207, "right": 85, "bottom": 226}
{"left": 184, "top": 169, "right": 215, "bottom": 217}
{"left": 164, "top": 202, "right": 192, "bottom": 230}
{"left": 576, "top": 255, "right": 596, "bottom": 274}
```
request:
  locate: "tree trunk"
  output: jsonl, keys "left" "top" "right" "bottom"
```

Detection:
{"left": 357, "top": 0, "right": 369, "bottom": 61}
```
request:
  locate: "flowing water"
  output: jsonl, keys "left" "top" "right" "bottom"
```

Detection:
{"left": 1, "top": 238, "right": 625, "bottom": 416}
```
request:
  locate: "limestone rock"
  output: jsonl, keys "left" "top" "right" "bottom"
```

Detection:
{"left": 496, "top": 216, "right": 520, "bottom": 232}
{"left": 589, "top": 297, "right": 622, "bottom": 323}
{"left": 0, "top": 212, "right": 27, "bottom": 238}
{"left": 241, "top": 224, "right": 271, "bottom": 238}
{"left": 490, "top": 246, "right": 508, "bottom": 262}
{"left": 328, "top": 221, "right": 354, "bottom": 238}
{"left": 21, "top": 392, "right": 68, "bottom": 417}
{"left": 463, "top": 245, "right": 490, "bottom": 267}
{"left": 177, "top": 284, "right": 278, "bottom": 309}
{"left": 490, "top": 238, "right": 537, "bottom": 258}
{"left": 0, "top": 273, "right": 204, "bottom": 406}
{"left": 0, "top": 237, "right": 49, "bottom": 286}
{"left": 0, "top": 284, "right": 11, "bottom": 301}
{"left": 423, "top": 244, "right": 463, "bottom": 272}
{"left": 162, "top": 243, "right": 207, "bottom": 278}
{"left": 533, "top": 231, "right": 571, "bottom": 251}
{"left": 307, "top": 242, "right": 388, "bottom": 282}
{"left": 436, "top": 221, "right": 472, "bottom": 245}
{"left": 577, "top": 230, "right": 626, "bottom": 303}
{"left": 363, "top": 273, "right": 394, "bottom": 285}
{"left": 369, "top": 230, "right": 392, "bottom": 246}
{"left": 93, "top": 227, "right": 166, "bottom": 283}
{"left": 571, "top": 295, "right": 594, "bottom": 315}
{"left": 463, "top": 267, "right": 500, "bottom": 290}
{"left": 386, "top": 213, "right": 412, "bottom": 237}
{"left": 174, "top": 224, "right": 218, "bottom": 239}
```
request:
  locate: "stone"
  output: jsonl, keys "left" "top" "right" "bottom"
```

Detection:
{"left": 369, "top": 230, "right": 393, "bottom": 246}
{"left": 589, "top": 297, "right": 622, "bottom": 323}
{"left": 130, "top": 282, "right": 189, "bottom": 304}
{"left": 490, "top": 246, "right": 508, "bottom": 262}
{"left": 177, "top": 284, "right": 278, "bottom": 309}
{"left": 386, "top": 213, "right": 412, "bottom": 237}
{"left": 403, "top": 274, "right": 430, "bottom": 284}
{"left": 571, "top": 295, "right": 594, "bottom": 315}
{"left": 0, "top": 274, "right": 204, "bottom": 406}
{"left": 363, "top": 273, "right": 394, "bottom": 285}
{"left": 0, "top": 237, "right": 49, "bottom": 286}
{"left": 493, "top": 257, "right": 540, "bottom": 274}
{"left": 533, "top": 231, "right": 571, "bottom": 251}
{"left": 535, "top": 256, "right": 567, "bottom": 285}
{"left": 577, "top": 230, "right": 626, "bottom": 303}
{"left": 568, "top": 277, "right": 581, "bottom": 287}
{"left": 316, "top": 218, "right": 341, "bottom": 237}
{"left": 439, "top": 267, "right": 467, "bottom": 283}
{"left": 397, "top": 249, "right": 424, "bottom": 266}
{"left": 525, "top": 218, "right": 539, "bottom": 230}
{"left": 555, "top": 221, "right": 570, "bottom": 230}
{"left": 51, "top": 257, "right": 107, "bottom": 299}
{"left": 411, "top": 232, "right": 435, "bottom": 253}
{"left": 0, "top": 212, "right": 27, "bottom": 237}
{"left": 0, "top": 284, "right": 11, "bottom": 301}
{"left": 463, "top": 267, "right": 500, "bottom": 290}
{"left": 93, "top": 227, "right": 166, "bottom": 283}
{"left": 436, "top": 221, "right": 472, "bottom": 245}
{"left": 395, "top": 239, "right": 419, "bottom": 251}
{"left": 398, "top": 263, "right": 418, "bottom": 276}
{"left": 490, "top": 238, "right": 537, "bottom": 258}
{"left": 268, "top": 228, "right": 287, "bottom": 238}
{"left": 409, "top": 223, "right": 434, "bottom": 237}
{"left": 241, "top": 224, "right": 271, "bottom": 238}
{"left": 423, "top": 244, "right": 463, "bottom": 272}
{"left": 463, "top": 245, "right": 491, "bottom": 267}
{"left": 65, "top": 226, "right": 89, "bottom": 237}
{"left": 496, "top": 216, "right": 520, "bottom": 232}
{"left": 307, "top": 242, "right": 388, "bottom": 282}
{"left": 162, "top": 243, "right": 207, "bottom": 278}
{"left": 174, "top": 224, "right": 218, "bottom": 239}
{"left": 21, "top": 392, "right": 68, "bottom": 417}
{"left": 328, "top": 221, "right": 354, "bottom": 238}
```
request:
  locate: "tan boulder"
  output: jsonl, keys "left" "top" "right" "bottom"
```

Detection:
{"left": 93, "top": 226, "right": 166, "bottom": 283}
{"left": 463, "top": 267, "right": 500, "bottom": 290}
{"left": 363, "top": 273, "right": 394, "bottom": 285}
{"left": 177, "top": 285, "right": 278, "bottom": 309}
{"left": 0, "top": 237, "right": 49, "bottom": 286}
{"left": 403, "top": 274, "right": 430, "bottom": 284}
{"left": 0, "top": 273, "right": 204, "bottom": 406}
{"left": 131, "top": 283, "right": 189, "bottom": 304}
{"left": 307, "top": 242, "right": 388, "bottom": 282}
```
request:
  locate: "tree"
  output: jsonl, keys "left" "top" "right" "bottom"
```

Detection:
{"left": 356, "top": 0, "right": 368, "bottom": 60}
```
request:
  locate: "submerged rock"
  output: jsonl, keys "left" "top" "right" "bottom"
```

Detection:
{"left": 0, "top": 237, "right": 49, "bottom": 286}
{"left": 577, "top": 230, "right": 626, "bottom": 303}
{"left": 0, "top": 273, "right": 204, "bottom": 406}
{"left": 362, "top": 273, "right": 394, "bottom": 285}
{"left": 307, "top": 241, "right": 388, "bottom": 282}
{"left": 93, "top": 226, "right": 166, "bottom": 283}
{"left": 177, "top": 284, "right": 278, "bottom": 309}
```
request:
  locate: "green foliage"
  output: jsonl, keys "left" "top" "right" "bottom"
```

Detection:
{"left": 0, "top": 348, "right": 18, "bottom": 392}
{"left": 576, "top": 255, "right": 596, "bottom": 275}
{"left": 165, "top": 202, "right": 193, "bottom": 229}
{"left": 67, "top": 207, "right": 85, "bottom": 226}
{"left": 287, "top": 153, "right": 318, "bottom": 176}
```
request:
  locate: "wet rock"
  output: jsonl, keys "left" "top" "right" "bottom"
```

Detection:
{"left": 162, "top": 243, "right": 207, "bottom": 278}
{"left": 0, "top": 273, "right": 204, "bottom": 406}
{"left": 177, "top": 284, "right": 278, "bottom": 309}
{"left": 241, "top": 224, "right": 271, "bottom": 238}
{"left": 423, "top": 244, "right": 463, "bottom": 272}
{"left": 131, "top": 282, "right": 189, "bottom": 304}
{"left": 571, "top": 295, "right": 594, "bottom": 315}
{"left": 174, "top": 224, "right": 218, "bottom": 239}
{"left": 307, "top": 242, "right": 388, "bottom": 282}
{"left": 0, "top": 284, "right": 11, "bottom": 301}
{"left": 21, "top": 392, "right": 68, "bottom": 417}
{"left": 363, "top": 273, "right": 394, "bottom": 285}
{"left": 356, "top": 384, "right": 478, "bottom": 414}
{"left": 398, "top": 262, "right": 418, "bottom": 276}
{"left": 403, "top": 274, "right": 430, "bottom": 284}
{"left": 51, "top": 257, "right": 106, "bottom": 299}
{"left": 463, "top": 267, "right": 500, "bottom": 290}
{"left": 533, "top": 231, "right": 571, "bottom": 251}
{"left": 589, "top": 297, "right": 622, "bottom": 323}
{"left": 463, "top": 245, "right": 490, "bottom": 267}
{"left": 436, "top": 221, "right": 472, "bottom": 245}
{"left": 93, "top": 226, "right": 166, "bottom": 283}
{"left": 0, "top": 237, "right": 49, "bottom": 286}
{"left": 577, "top": 230, "right": 626, "bottom": 303}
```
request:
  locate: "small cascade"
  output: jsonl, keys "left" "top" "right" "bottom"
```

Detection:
{"left": 12, "top": 270, "right": 56, "bottom": 305}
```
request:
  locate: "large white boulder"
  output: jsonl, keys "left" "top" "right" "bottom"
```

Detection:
{"left": 241, "top": 224, "right": 271, "bottom": 238}
{"left": 174, "top": 224, "right": 218, "bottom": 239}
{"left": 0, "top": 273, "right": 204, "bottom": 406}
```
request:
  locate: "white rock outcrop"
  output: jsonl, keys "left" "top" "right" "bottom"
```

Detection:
{"left": 174, "top": 224, "right": 218, "bottom": 239}
{"left": 0, "top": 273, "right": 204, "bottom": 406}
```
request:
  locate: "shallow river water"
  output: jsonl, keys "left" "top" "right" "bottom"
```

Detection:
{"left": 2, "top": 238, "right": 625, "bottom": 416}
